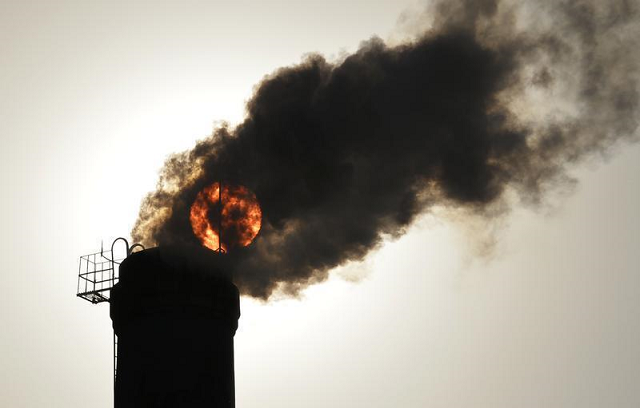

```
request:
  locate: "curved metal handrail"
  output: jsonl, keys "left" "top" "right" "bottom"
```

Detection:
{"left": 128, "top": 243, "right": 146, "bottom": 255}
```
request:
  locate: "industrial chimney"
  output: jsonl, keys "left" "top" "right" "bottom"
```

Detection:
{"left": 77, "top": 182, "right": 256, "bottom": 406}
{"left": 109, "top": 245, "right": 240, "bottom": 407}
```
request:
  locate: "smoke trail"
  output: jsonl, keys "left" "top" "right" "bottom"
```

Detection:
{"left": 132, "top": 0, "right": 639, "bottom": 299}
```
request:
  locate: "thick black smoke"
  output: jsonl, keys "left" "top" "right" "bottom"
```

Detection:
{"left": 133, "top": 0, "right": 639, "bottom": 299}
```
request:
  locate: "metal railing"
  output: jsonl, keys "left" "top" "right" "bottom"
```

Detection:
{"left": 77, "top": 237, "right": 144, "bottom": 387}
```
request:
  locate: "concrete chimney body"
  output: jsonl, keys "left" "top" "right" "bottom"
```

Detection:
{"left": 110, "top": 246, "right": 240, "bottom": 408}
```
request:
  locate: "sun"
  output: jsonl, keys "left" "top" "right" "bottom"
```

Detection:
{"left": 189, "top": 182, "right": 262, "bottom": 252}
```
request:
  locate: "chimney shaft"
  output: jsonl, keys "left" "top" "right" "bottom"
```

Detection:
{"left": 110, "top": 246, "right": 240, "bottom": 407}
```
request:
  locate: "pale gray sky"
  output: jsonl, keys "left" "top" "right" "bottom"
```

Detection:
{"left": 1, "top": 1, "right": 639, "bottom": 407}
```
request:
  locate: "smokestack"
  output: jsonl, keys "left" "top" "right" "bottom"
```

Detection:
{"left": 109, "top": 245, "right": 240, "bottom": 407}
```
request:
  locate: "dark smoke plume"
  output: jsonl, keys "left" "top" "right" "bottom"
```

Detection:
{"left": 133, "top": 0, "right": 639, "bottom": 299}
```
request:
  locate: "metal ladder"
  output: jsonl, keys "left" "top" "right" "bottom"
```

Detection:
{"left": 114, "top": 333, "right": 118, "bottom": 385}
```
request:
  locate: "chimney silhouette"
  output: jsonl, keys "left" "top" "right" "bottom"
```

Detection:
{"left": 110, "top": 245, "right": 240, "bottom": 407}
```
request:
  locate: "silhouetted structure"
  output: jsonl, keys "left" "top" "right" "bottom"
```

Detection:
{"left": 110, "top": 245, "right": 240, "bottom": 407}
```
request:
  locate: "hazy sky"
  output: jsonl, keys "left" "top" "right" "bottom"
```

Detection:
{"left": 1, "top": 1, "right": 639, "bottom": 407}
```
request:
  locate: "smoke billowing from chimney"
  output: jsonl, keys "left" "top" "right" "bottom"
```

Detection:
{"left": 132, "top": 0, "right": 639, "bottom": 299}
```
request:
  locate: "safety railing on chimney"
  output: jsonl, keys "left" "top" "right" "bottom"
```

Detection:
{"left": 76, "top": 238, "right": 144, "bottom": 303}
{"left": 77, "top": 237, "right": 144, "bottom": 387}
{"left": 77, "top": 250, "right": 120, "bottom": 303}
